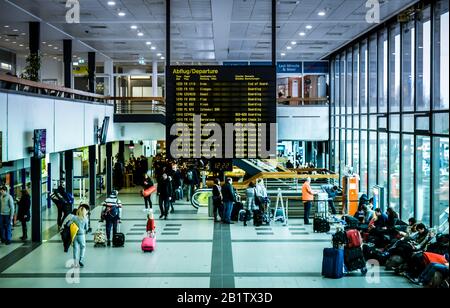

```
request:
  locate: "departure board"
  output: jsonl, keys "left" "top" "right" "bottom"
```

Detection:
{"left": 166, "top": 66, "right": 276, "bottom": 159}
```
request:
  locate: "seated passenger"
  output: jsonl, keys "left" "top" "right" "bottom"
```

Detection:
{"left": 373, "top": 208, "right": 389, "bottom": 229}
{"left": 386, "top": 207, "right": 399, "bottom": 228}
{"left": 411, "top": 223, "right": 434, "bottom": 251}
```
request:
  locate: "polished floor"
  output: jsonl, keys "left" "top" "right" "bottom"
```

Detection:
{"left": 0, "top": 189, "right": 417, "bottom": 288}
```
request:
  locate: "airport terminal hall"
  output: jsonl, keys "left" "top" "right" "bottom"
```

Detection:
{"left": 0, "top": 0, "right": 449, "bottom": 290}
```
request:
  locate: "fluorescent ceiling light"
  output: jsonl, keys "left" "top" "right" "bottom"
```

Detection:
{"left": 156, "top": 53, "right": 162, "bottom": 57}
{"left": 137, "top": 32, "right": 144, "bottom": 37}
{"left": 131, "top": 25, "right": 138, "bottom": 30}
{"left": 281, "top": 53, "right": 286, "bottom": 57}
{"left": 13, "top": 29, "right": 18, "bottom": 32}
{"left": 306, "top": 25, "right": 313, "bottom": 29}
{"left": 4, "top": 25, "right": 9, "bottom": 28}
{"left": 286, "top": 46, "right": 292, "bottom": 50}
{"left": 291, "top": 41, "right": 297, "bottom": 45}
{"left": 318, "top": 11, "right": 326, "bottom": 16}
{"left": 146, "top": 42, "right": 151, "bottom": 45}
{"left": 299, "top": 32, "right": 306, "bottom": 36}
{"left": 107, "top": 1, "right": 116, "bottom": 6}
{"left": 151, "top": 46, "right": 156, "bottom": 50}
{"left": 160, "top": 57, "right": 165, "bottom": 60}
{"left": 118, "top": 11, "right": 126, "bottom": 17}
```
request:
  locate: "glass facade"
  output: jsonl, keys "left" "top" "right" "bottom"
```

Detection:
{"left": 329, "top": 0, "right": 449, "bottom": 230}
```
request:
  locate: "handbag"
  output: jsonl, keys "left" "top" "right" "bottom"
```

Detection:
{"left": 69, "top": 222, "right": 79, "bottom": 245}
{"left": 142, "top": 186, "right": 156, "bottom": 198}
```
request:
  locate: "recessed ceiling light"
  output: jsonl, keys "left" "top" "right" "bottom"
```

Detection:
{"left": 54, "top": 47, "right": 58, "bottom": 49}
{"left": 291, "top": 41, "right": 297, "bottom": 45}
{"left": 13, "top": 29, "right": 18, "bottom": 32}
{"left": 131, "top": 25, "right": 138, "bottom": 30}
{"left": 53, "top": 57, "right": 57, "bottom": 60}
{"left": 146, "top": 41, "right": 151, "bottom": 45}
{"left": 5, "top": 39, "right": 9, "bottom": 41}
{"left": 306, "top": 25, "right": 313, "bottom": 30}
{"left": 160, "top": 56, "right": 165, "bottom": 60}
{"left": 299, "top": 32, "right": 306, "bottom": 36}
{"left": 21, "top": 33, "right": 26, "bottom": 35}
{"left": 137, "top": 32, "right": 144, "bottom": 37}
{"left": 43, "top": 42, "right": 46, "bottom": 44}
{"left": 281, "top": 53, "right": 286, "bottom": 56}
{"left": 118, "top": 11, "right": 126, "bottom": 17}
{"left": 107, "top": 1, "right": 116, "bottom": 6}
{"left": 286, "top": 46, "right": 292, "bottom": 50}
{"left": 19, "top": 44, "right": 23, "bottom": 47}
{"left": 151, "top": 46, "right": 156, "bottom": 50}
{"left": 48, "top": 44, "right": 53, "bottom": 47}
{"left": 4, "top": 25, "right": 9, "bottom": 28}
{"left": 318, "top": 11, "right": 326, "bottom": 16}
{"left": 12, "top": 41, "right": 16, "bottom": 44}
{"left": 73, "top": 55, "right": 77, "bottom": 58}
{"left": 156, "top": 53, "right": 162, "bottom": 56}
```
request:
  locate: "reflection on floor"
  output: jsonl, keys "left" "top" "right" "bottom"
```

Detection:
{"left": 0, "top": 188, "right": 417, "bottom": 288}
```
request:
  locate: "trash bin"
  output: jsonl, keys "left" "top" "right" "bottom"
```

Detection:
{"left": 208, "top": 196, "right": 214, "bottom": 218}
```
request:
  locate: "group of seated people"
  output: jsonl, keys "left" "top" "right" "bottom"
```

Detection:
{"left": 341, "top": 195, "right": 449, "bottom": 288}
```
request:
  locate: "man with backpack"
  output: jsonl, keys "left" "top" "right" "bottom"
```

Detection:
{"left": 100, "top": 190, "right": 122, "bottom": 247}
{"left": 51, "top": 180, "right": 74, "bottom": 228}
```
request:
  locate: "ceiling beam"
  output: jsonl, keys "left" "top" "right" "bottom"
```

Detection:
{"left": 211, "top": 0, "right": 234, "bottom": 61}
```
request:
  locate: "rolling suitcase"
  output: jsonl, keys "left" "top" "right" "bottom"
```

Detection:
{"left": 141, "top": 233, "right": 156, "bottom": 252}
{"left": 314, "top": 217, "right": 331, "bottom": 233}
{"left": 94, "top": 223, "right": 106, "bottom": 248}
{"left": 344, "top": 247, "right": 367, "bottom": 274}
{"left": 113, "top": 224, "right": 125, "bottom": 247}
{"left": 322, "top": 248, "right": 345, "bottom": 279}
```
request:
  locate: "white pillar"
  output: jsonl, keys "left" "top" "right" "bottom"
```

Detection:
{"left": 152, "top": 60, "right": 158, "bottom": 110}
{"left": 104, "top": 59, "right": 114, "bottom": 96}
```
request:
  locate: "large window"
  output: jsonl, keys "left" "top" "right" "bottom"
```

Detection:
{"left": 353, "top": 45, "right": 359, "bottom": 112}
{"left": 390, "top": 24, "right": 401, "bottom": 112}
{"left": 368, "top": 131, "right": 377, "bottom": 193}
{"left": 360, "top": 130, "right": 368, "bottom": 193}
{"left": 402, "top": 21, "right": 415, "bottom": 112}
{"left": 378, "top": 133, "right": 388, "bottom": 209}
{"left": 368, "top": 35, "right": 377, "bottom": 114}
{"left": 360, "top": 40, "right": 368, "bottom": 115}
{"left": 353, "top": 130, "right": 360, "bottom": 177}
{"left": 434, "top": 1, "right": 449, "bottom": 110}
{"left": 346, "top": 50, "right": 352, "bottom": 115}
{"left": 417, "top": 6, "right": 431, "bottom": 111}
{"left": 432, "top": 137, "right": 449, "bottom": 232}
{"left": 378, "top": 29, "right": 388, "bottom": 113}
{"left": 416, "top": 136, "right": 431, "bottom": 225}
{"left": 389, "top": 133, "right": 400, "bottom": 212}
{"left": 402, "top": 134, "right": 415, "bottom": 220}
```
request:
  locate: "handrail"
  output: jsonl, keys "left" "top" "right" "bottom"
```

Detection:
{"left": 110, "top": 96, "right": 166, "bottom": 103}
{"left": 0, "top": 74, "right": 110, "bottom": 103}
{"left": 277, "top": 97, "right": 328, "bottom": 106}
{"left": 191, "top": 188, "right": 212, "bottom": 209}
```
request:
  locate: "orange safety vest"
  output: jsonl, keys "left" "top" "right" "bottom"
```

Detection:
{"left": 302, "top": 182, "right": 314, "bottom": 202}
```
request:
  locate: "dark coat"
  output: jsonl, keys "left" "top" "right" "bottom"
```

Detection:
{"left": 17, "top": 195, "right": 31, "bottom": 221}
{"left": 222, "top": 182, "right": 236, "bottom": 203}
{"left": 158, "top": 178, "right": 173, "bottom": 199}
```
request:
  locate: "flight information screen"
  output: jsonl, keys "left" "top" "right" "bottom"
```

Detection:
{"left": 166, "top": 66, "right": 276, "bottom": 159}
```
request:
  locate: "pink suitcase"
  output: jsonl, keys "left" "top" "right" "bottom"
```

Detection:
{"left": 141, "top": 236, "right": 156, "bottom": 252}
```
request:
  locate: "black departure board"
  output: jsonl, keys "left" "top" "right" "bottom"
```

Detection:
{"left": 166, "top": 66, "right": 276, "bottom": 159}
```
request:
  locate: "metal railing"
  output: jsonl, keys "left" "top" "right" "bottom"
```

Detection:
{"left": 112, "top": 96, "right": 166, "bottom": 115}
{"left": 0, "top": 74, "right": 111, "bottom": 104}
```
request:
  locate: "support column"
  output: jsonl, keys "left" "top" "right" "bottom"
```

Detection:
{"left": 64, "top": 150, "right": 74, "bottom": 199}
{"left": 63, "top": 40, "right": 72, "bottom": 89}
{"left": 30, "top": 157, "right": 42, "bottom": 243}
{"left": 21, "top": 169, "right": 26, "bottom": 189}
{"left": 104, "top": 59, "right": 114, "bottom": 96}
{"left": 89, "top": 145, "right": 97, "bottom": 208}
{"left": 47, "top": 162, "right": 51, "bottom": 208}
{"left": 118, "top": 141, "right": 125, "bottom": 164}
{"left": 29, "top": 22, "right": 40, "bottom": 55}
{"left": 152, "top": 60, "right": 158, "bottom": 97}
{"left": 88, "top": 52, "right": 96, "bottom": 93}
{"left": 106, "top": 142, "right": 113, "bottom": 196}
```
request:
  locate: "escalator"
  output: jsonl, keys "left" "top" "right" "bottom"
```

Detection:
{"left": 232, "top": 159, "right": 266, "bottom": 178}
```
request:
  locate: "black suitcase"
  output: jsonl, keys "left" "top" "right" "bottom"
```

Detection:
{"left": 344, "top": 247, "right": 367, "bottom": 273}
{"left": 313, "top": 217, "right": 330, "bottom": 233}
{"left": 113, "top": 233, "right": 125, "bottom": 247}
{"left": 231, "top": 202, "right": 243, "bottom": 221}
{"left": 253, "top": 209, "right": 263, "bottom": 226}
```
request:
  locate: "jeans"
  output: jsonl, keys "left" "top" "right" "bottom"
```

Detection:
{"left": 419, "top": 263, "right": 449, "bottom": 285}
{"left": 304, "top": 201, "right": 312, "bottom": 224}
{"left": 73, "top": 234, "right": 86, "bottom": 265}
{"left": 144, "top": 196, "right": 152, "bottom": 209}
{"left": 105, "top": 217, "right": 118, "bottom": 241}
{"left": 224, "top": 201, "right": 234, "bottom": 223}
{"left": 0, "top": 215, "right": 12, "bottom": 242}
{"left": 187, "top": 184, "right": 195, "bottom": 201}
{"left": 328, "top": 200, "right": 337, "bottom": 215}
{"left": 159, "top": 197, "right": 170, "bottom": 217}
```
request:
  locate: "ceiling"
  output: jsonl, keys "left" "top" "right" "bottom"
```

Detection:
{"left": 0, "top": 0, "right": 418, "bottom": 64}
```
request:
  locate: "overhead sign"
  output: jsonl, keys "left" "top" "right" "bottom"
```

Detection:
{"left": 277, "top": 62, "right": 302, "bottom": 74}
{"left": 166, "top": 66, "right": 277, "bottom": 159}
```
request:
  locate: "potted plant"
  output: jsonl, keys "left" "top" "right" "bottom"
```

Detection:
{"left": 20, "top": 53, "right": 41, "bottom": 82}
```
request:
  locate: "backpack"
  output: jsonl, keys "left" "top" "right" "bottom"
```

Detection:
{"left": 346, "top": 229, "right": 363, "bottom": 248}
{"left": 187, "top": 170, "right": 194, "bottom": 181}
{"left": 103, "top": 200, "right": 119, "bottom": 219}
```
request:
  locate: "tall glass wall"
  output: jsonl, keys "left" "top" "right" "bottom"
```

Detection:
{"left": 329, "top": 0, "right": 449, "bottom": 229}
